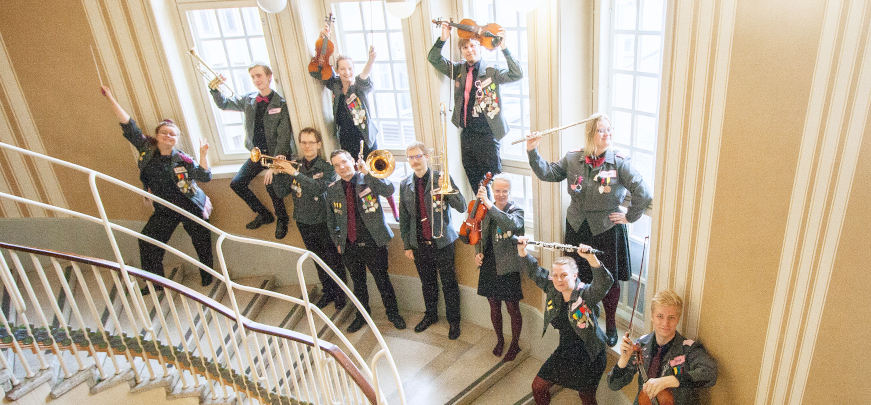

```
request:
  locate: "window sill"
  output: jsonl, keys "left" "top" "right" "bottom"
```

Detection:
{"left": 209, "top": 163, "right": 244, "bottom": 180}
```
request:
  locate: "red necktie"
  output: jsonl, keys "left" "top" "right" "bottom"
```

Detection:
{"left": 417, "top": 176, "right": 431, "bottom": 240}
{"left": 463, "top": 65, "right": 475, "bottom": 127}
{"left": 647, "top": 345, "right": 665, "bottom": 379}
{"left": 256, "top": 95, "right": 270, "bottom": 103}
{"left": 344, "top": 180, "right": 357, "bottom": 243}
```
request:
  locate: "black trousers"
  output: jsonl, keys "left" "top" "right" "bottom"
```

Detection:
{"left": 460, "top": 128, "right": 502, "bottom": 189}
{"left": 297, "top": 221, "right": 347, "bottom": 300}
{"left": 231, "top": 158, "right": 287, "bottom": 219}
{"left": 139, "top": 206, "right": 212, "bottom": 278}
{"left": 342, "top": 244, "right": 399, "bottom": 316}
{"left": 413, "top": 242, "right": 461, "bottom": 323}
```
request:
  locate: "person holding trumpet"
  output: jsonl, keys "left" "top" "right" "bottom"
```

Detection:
{"left": 208, "top": 62, "right": 296, "bottom": 239}
{"left": 516, "top": 236, "right": 613, "bottom": 405}
{"left": 526, "top": 113, "right": 652, "bottom": 347}
{"left": 101, "top": 85, "right": 214, "bottom": 290}
{"left": 269, "top": 128, "right": 348, "bottom": 310}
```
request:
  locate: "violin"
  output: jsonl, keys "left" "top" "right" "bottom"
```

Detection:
{"left": 431, "top": 19, "right": 503, "bottom": 50}
{"left": 459, "top": 172, "right": 493, "bottom": 245}
{"left": 308, "top": 13, "right": 335, "bottom": 81}
{"left": 632, "top": 342, "right": 675, "bottom": 405}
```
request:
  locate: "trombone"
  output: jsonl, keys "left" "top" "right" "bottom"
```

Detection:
{"left": 189, "top": 48, "right": 236, "bottom": 97}
{"left": 431, "top": 102, "right": 459, "bottom": 239}
{"left": 510, "top": 116, "right": 597, "bottom": 145}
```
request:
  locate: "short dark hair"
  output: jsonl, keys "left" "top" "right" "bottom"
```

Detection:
{"left": 330, "top": 149, "right": 353, "bottom": 161}
{"left": 299, "top": 127, "right": 323, "bottom": 144}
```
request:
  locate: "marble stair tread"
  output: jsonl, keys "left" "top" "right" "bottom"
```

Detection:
{"left": 467, "top": 356, "right": 542, "bottom": 404}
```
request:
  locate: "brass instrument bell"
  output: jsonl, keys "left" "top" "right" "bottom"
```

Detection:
{"left": 365, "top": 149, "right": 395, "bottom": 179}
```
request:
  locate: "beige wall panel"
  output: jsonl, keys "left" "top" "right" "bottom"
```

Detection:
{"left": 691, "top": 0, "right": 826, "bottom": 404}
{"left": 802, "top": 126, "right": 871, "bottom": 402}
{"left": 0, "top": 1, "right": 150, "bottom": 219}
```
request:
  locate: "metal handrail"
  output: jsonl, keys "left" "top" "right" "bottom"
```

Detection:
{"left": 0, "top": 141, "right": 405, "bottom": 404}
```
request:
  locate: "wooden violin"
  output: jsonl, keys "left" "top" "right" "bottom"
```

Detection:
{"left": 431, "top": 19, "right": 503, "bottom": 50}
{"left": 459, "top": 172, "right": 493, "bottom": 245}
{"left": 633, "top": 342, "right": 676, "bottom": 405}
{"left": 308, "top": 13, "right": 335, "bottom": 80}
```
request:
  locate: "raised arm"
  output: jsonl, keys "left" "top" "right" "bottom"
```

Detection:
{"left": 491, "top": 28, "right": 523, "bottom": 84}
{"left": 101, "top": 86, "right": 130, "bottom": 124}
{"left": 527, "top": 148, "right": 569, "bottom": 183}
{"left": 359, "top": 46, "right": 376, "bottom": 81}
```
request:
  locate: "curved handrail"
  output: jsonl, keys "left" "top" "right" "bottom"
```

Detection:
{"left": 0, "top": 241, "right": 377, "bottom": 404}
{"left": 0, "top": 141, "right": 406, "bottom": 404}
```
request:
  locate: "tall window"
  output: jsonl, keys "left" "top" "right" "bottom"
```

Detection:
{"left": 603, "top": 0, "right": 666, "bottom": 329}
{"left": 331, "top": 1, "right": 414, "bottom": 151}
{"left": 187, "top": 7, "right": 270, "bottom": 155}
{"left": 470, "top": 1, "right": 534, "bottom": 238}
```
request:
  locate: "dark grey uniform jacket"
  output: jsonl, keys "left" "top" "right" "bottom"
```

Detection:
{"left": 528, "top": 148, "right": 652, "bottom": 235}
{"left": 398, "top": 169, "right": 466, "bottom": 250}
{"left": 311, "top": 72, "right": 378, "bottom": 149}
{"left": 475, "top": 202, "right": 524, "bottom": 276}
{"left": 273, "top": 155, "right": 335, "bottom": 225}
{"left": 209, "top": 89, "right": 296, "bottom": 157}
{"left": 325, "top": 172, "right": 395, "bottom": 251}
{"left": 608, "top": 331, "right": 718, "bottom": 405}
{"left": 427, "top": 38, "right": 523, "bottom": 140}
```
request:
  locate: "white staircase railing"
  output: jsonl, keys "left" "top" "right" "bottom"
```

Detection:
{"left": 0, "top": 141, "right": 405, "bottom": 404}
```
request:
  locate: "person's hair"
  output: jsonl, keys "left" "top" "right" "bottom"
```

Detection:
{"left": 299, "top": 127, "right": 324, "bottom": 157}
{"left": 552, "top": 257, "right": 579, "bottom": 275}
{"left": 335, "top": 55, "right": 353, "bottom": 70}
{"left": 492, "top": 173, "right": 512, "bottom": 190}
{"left": 651, "top": 289, "right": 684, "bottom": 317}
{"left": 458, "top": 37, "right": 480, "bottom": 50}
{"left": 149, "top": 119, "right": 179, "bottom": 148}
{"left": 330, "top": 149, "right": 353, "bottom": 162}
{"left": 584, "top": 112, "right": 611, "bottom": 158}
{"left": 248, "top": 62, "right": 273, "bottom": 76}
{"left": 406, "top": 141, "right": 428, "bottom": 156}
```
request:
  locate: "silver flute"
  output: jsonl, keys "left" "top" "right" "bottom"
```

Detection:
{"left": 516, "top": 239, "right": 604, "bottom": 255}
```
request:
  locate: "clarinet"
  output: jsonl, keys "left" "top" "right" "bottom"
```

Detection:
{"left": 514, "top": 238, "right": 604, "bottom": 255}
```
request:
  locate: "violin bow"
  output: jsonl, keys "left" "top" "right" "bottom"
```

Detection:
{"left": 626, "top": 235, "right": 650, "bottom": 335}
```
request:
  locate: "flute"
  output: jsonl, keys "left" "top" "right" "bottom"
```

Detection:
{"left": 514, "top": 238, "right": 604, "bottom": 255}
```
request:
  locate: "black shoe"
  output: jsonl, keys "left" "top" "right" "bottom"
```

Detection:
{"left": 315, "top": 295, "right": 335, "bottom": 309}
{"left": 275, "top": 217, "right": 289, "bottom": 239}
{"left": 414, "top": 316, "right": 438, "bottom": 333}
{"left": 388, "top": 313, "right": 406, "bottom": 330}
{"left": 347, "top": 315, "right": 366, "bottom": 333}
{"left": 448, "top": 323, "right": 461, "bottom": 340}
{"left": 606, "top": 328, "right": 618, "bottom": 347}
{"left": 200, "top": 270, "right": 213, "bottom": 287}
{"left": 334, "top": 296, "right": 347, "bottom": 311}
{"left": 246, "top": 212, "right": 275, "bottom": 230}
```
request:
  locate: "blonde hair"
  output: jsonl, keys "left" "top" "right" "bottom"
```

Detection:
{"left": 335, "top": 55, "right": 353, "bottom": 71}
{"left": 651, "top": 289, "right": 684, "bottom": 317}
{"left": 406, "top": 141, "right": 429, "bottom": 156}
{"left": 584, "top": 113, "right": 611, "bottom": 158}
{"left": 552, "top": 257, "right": 579, "bottom": 275}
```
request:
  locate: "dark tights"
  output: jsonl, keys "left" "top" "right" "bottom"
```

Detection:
{"left": 531, "top": 376, "right": 597, "bottom": 405}
{"left": 488, "top": 298, "right": 522, "bottom": 360}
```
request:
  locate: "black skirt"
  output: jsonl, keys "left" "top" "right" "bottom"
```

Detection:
{"left": 564, "top": 219, "right": 631, "bottom": 283}
{"left": 537, "top": 302, "right": 607, "bottom": 391}
{"left": 477, "top": 237, "right": 523, "bottom": 301}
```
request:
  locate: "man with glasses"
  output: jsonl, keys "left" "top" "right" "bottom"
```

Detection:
{"left": 399, "top": 142, "right": 466, "bottom": 340}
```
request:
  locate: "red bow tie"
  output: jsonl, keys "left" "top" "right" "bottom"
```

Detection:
{"left": 585, "top": 155, "right": 605, "bottom": 168}
{"left": 255, "top": 95, "right": 270, "bottom": 103}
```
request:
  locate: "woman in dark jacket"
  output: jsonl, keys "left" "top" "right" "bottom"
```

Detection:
{"left": 102, "top": 86, "right": 213, "bottom": 289}
{"left": 516, "top": 237, "right": 614, "bottom": 405}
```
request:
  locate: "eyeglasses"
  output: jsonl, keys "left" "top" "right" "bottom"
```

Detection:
{"left": 299, "top": 141, "right": 320, "bottom": 146}
{"left": 407, "top": 154, "right": 426, "bottom": 161}
{"left": 597, "top": 127, "right": 614, "bottom": 135}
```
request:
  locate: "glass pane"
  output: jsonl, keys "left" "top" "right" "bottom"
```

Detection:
{"left": 218, "top": 9, "right": 244, "bottom": 37}
{"left": 615, "top": 0, "right": 638, "bottom": 30}
{"left": 241, "top": 7, "right": 263, "bottom": 35}
{"left": 249, "top": 38, "right": 269, "bottom": 62}
{"left": 371, "top": 32, "right": 390, "bottom": 57}
{"left": 629, "top": 214, "right": 651, "bottom": 241}
{"left": 401, "top": 121, "right": 415, "bottom": 146}
{"left": 633, "top": 151, "right": 655, "bottom": 186}
{"left": 233, "top": 69, "right": 253, "bottom": 94}
{"left": 612, "top": 111, "right": 632, "bottom": 146}
{"left": 373, "top": 64, "right": 393, "bottom": 90}
{"left": 635, "top": 114, "right": 656, "bottom": 151}
{"left": 522, "top": 97, "right": 530, "bottom": 129}
{"left": 376, "top": 93, "right": 397, "bottom": 118}
{"left": 223, "top": 125, "right": 246, "bottom": 153}
{"left": 635, "top": 75, "right": 659, "bottom": 113}
{"left": 614, "top": 34, "right": 636, "bottom": 71}
{"left": 194, "top": 10, "right": 220, "bottom": 39}
{"left": 397, "top": 93, "right": 412, "bottom": 118}
{"left": 201, "top": 40, "right": 229, "bottom": 68}
{"left": 393, "top": 62, "right": 409, "bottom": 90}
{"left": 637, "top": 35, "right": 661, "bottom": 74}
{"left": 220, "top": 109, "right": 242, "bottom": 125}
{"left": 613, "top": 73, "right": 634, "bottom": 109}
{"left": 385, "top": 3, "right": 402, "bottom": 30}
{"left": 226, "top": 39, "right": 251, "bottom": 67}
{"left": 344, "top": 33, "right": 368, "bottom": 61}
{"left": 361, "top": 1, "right": 386, "bottom": 31}
{"left": 380, "top": 121, "right": 401, "bottom": 144}
{"left": 337, "top": 2, "right": 364, "bottom": 31}
{"left": 640, "top": 0, "right": 665, "bottom": 31}
{"left": 388, "top": 32, "right": 406, "bottom": 60}
{"left": 503, "top": 97, "right": 522, "bottom": 127}
{"left": 501, "top": 81, "right": 521, "bottom": 96}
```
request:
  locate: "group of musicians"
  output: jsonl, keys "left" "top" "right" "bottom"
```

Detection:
{"left": 101, "top": 21, "right": 717, "bottom": 405}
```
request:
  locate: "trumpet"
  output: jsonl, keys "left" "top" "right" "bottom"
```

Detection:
{"left": 189, "top": 48, "right": 236, "bottom": 97}
{"left": 250, "top": 147, "right": 299, "bottom": 170}
{"left": 510, "top": 116, "right": 598, "bottom": 145}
